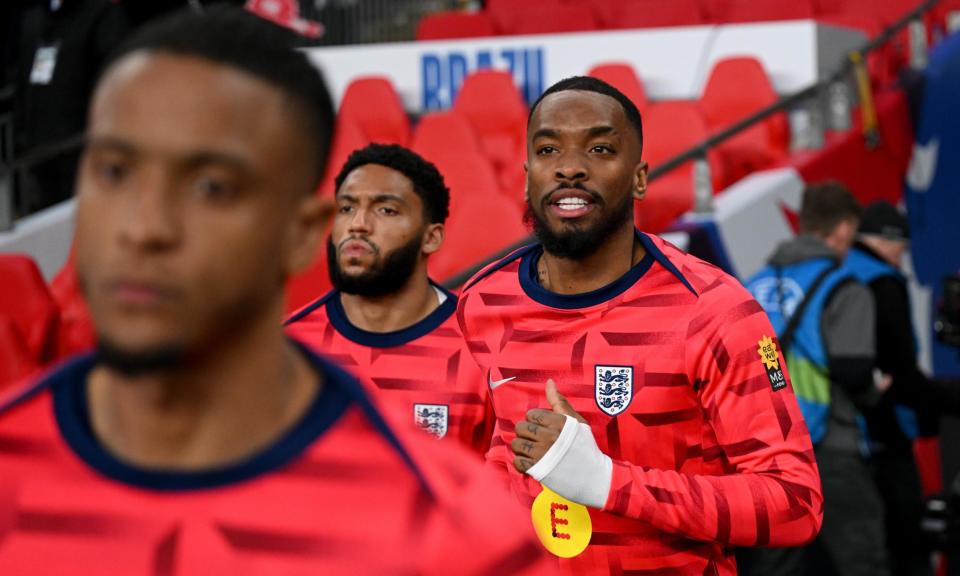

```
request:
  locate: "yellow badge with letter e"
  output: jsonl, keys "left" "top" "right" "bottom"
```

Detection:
{"left": 758, "top": 335, "right": 787, "bottom": 391}
{"left": 531, "top": 485, "right": 592, "bottom": 557}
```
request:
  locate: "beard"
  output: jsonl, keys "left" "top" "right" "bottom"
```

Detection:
{"left": 94, "top": 337, "right": 185, "bottom": 378}
{"left": 327, "top": 233, "right": 423, "bottom": 297}
{"left": 524, "top": 185, "right": 635, "bottom": 260}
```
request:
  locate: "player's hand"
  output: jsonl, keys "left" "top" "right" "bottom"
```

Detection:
{"left": 511, "top": 379, "right": 587, "bottom": 473}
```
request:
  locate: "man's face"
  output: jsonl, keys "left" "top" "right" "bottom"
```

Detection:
{"left": 75, "top": 52, "right": 326, "bottom": 368}
{"left": 826, "top": 217, "right": 859, "bottom": 259}
{"left": 524, "top": 90, "right": 647, "bottom": 259}
{"left": 328, "top": 164, "right": 440, "bottom": 297}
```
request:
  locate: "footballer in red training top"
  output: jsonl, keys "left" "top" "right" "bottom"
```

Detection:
{"left": 287, "top": 144, "right": 493, "bottom": 453}
{"left": 0, "top": 9, "right": 550, "bottom": 575}
{"left": 457, "top": 76, "right": 823, "bottom": 574}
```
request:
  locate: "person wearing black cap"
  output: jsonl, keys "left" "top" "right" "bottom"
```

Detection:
{"left": 847, "top": 201, "right": 954, "bottom": 576}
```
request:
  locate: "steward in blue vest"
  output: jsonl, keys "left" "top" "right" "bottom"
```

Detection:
{"left": 747, "top": 234, "right": 881, "bottom": 451}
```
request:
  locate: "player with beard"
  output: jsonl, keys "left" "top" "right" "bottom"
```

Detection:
{"left": 0, "top": 8, "right": 549, "bottom": 574}
{"left": 286, "top": 143, "right": 493, "bottom": 453}
{"left": 457, "top": 76, "right": 823, "bottom": 574}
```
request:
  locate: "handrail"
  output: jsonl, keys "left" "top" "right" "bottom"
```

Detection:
{"left": 442, "top": 0, "right": 944, "bottom": 289}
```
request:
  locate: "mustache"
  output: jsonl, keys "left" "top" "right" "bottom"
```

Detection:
{"left": 337, "top": 236, "right": 380, "bottom": 256}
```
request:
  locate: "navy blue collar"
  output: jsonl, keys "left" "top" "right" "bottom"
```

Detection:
{"left": 323, "top": 284, "right": 458, "bottom": 348}
{"left": 42, "top": 344, "right": 431, "bottom": 494}
{"left": 518, "top": 230, "right": 697, "bottom": 309}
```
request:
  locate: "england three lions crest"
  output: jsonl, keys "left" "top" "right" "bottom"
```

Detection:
{"left": 595, "top": 365, "right": 633, "bottom": 416}
{"left": 414, "top": 404, "right": 449, "bottom": 439}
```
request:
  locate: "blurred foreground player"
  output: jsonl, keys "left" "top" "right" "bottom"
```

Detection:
{"left": 287, "top": 144, "right": 493, "bottom": 452}
{"left": 0, "top": 8, "right": 548, "bottom": 575}
{"left": 457, "top": 76, "right": 823, "bottom": 574}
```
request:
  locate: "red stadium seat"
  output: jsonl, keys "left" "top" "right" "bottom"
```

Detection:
{"left": 49, "top": 252, "right": 95, "bottom": 359}
{"left": 639, "top": 101, "right": 725, "bottom": 233}
{"left": 411, "top": 111, "right": 483, "bottom": 164}
{"left": 337, "top": 77, "right": 410, "bottom": 147}
{"left": 430, "top": 156, "right": 528, "bottom": 281}
{"left": 719, "top": 0, "right": 817, "bottom": 23}
{"left": 486, "top": 0, "right": 560, "bottom": 35}
{"left": 587, "top": 63, "right": 651, "bottom": 112}
{"left": 0, "top": 317, "right": 36, "bottom": 390}
{"left": 416, "top": 10, "right": 496, "bottom": 40}
{"left": 499, "top": 4, "right": 599, "bottom": 35}
{"left": 698, "top": 57, "right": 789, "bottom": 187}
{"left": 0, "top": 254, "right": 59, "bottom": 363}
{"left": 452, "top": 70, "right": 528, "bottom": 193}
{"left": 317, "top": 116, "right": 368, "bottom": 196}
{"left": 599, "top": 0, "right": 706, "bottom": 29}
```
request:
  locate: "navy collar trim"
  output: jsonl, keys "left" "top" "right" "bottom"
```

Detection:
{"left": 517, "top": 230, "right": 697, "bottom": 309}
{"left": 48, "top": 345, "right": 433, "bottom": 496}
{"left": 324, "top": 283, "right": 458, "bottom": 348}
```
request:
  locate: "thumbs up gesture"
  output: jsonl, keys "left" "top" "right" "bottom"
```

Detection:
{"left": 512, "top": 379, "right": 588, "bottom": 473}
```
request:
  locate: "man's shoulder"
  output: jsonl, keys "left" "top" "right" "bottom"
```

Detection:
{"left": 459, "top": 243, "right": 538, "bottom": 296}
{"left": 285, "top": 290, "right": 336, "bottom": 327}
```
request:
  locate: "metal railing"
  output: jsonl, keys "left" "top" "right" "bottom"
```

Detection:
{"left": 441, "top": 0, "right": 947, "bottom": 289}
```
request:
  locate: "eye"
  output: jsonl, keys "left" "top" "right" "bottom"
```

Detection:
{"left": 92, "top": 159, "right": 129, "bottom": 186}
{"left": 536, "top": 145, "right": 558, "bottom": 156}
{"left": 379, "top": 206, "right": 399, "bottom": 216}
{"left": 338, "top": 204, "right": 354, "bottom": 214}
{"left": 192, "top": 176, "right": 237, "bottom": 202}
{"left": 590, "top": 144, "right": 615, "bottom": 154}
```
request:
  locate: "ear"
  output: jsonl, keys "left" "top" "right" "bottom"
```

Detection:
{"left": 633, "top": 161, "right": 649, "bottom": 202}
{"left": 421, "top": 222, "right": 444, "bottom": 256}
{"left": 285, "top": 195, "right": 334, "bottom": 275}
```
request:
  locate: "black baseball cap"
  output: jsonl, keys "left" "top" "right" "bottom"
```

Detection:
{"left": 859, "top": 201, "right": 910, "bottom": 241}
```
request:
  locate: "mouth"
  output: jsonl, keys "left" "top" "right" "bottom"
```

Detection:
{"left": 107, "top": 279, "right": 178, "bottom": 308}
{"left": 546, "top": 188, "right": 599, "bottom": 220}
{"left": 339, "top": 238, "right": 376, "bottom": 259}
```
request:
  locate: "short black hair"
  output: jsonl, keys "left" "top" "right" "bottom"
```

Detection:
{"left": 800, "top": 181, "right": 862, "bottom": 235}
{"left": 528, "top": 76, "right": 644, "bottom": 154}
{"left": 102, "top": 5, "right": 334, "bottom": 188}
{"left": 334, "top": 144, "right": 450, "bottom": 225}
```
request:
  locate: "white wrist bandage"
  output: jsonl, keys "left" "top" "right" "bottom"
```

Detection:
{"left": 525, "top": 415, "right": 613, "bottom": 509}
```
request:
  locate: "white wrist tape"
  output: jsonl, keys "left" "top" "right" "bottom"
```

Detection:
{"left": 525, "top": 414, "right": 613, "bottom": 509}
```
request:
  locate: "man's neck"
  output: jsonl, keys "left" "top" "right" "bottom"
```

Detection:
{"left": 87, "top": 303, "right": 320, "bottom": 471}
{"left": 539, "top": 226, "right": 645, "bottom": 295}
{"left": 340, "top": 270, "right": 439, "bottom": 333}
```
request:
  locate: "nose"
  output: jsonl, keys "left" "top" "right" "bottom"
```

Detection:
{"left": 347, "top": 206, "right": 372, "bottom": 235}
{"left": 554, "top": 151, "right": 588, "bottom": 184}
{"left": 118, "top": 167, "right": 180, "bottom": 252}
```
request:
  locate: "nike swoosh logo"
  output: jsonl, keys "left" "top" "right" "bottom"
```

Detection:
{"left": 488, "top": 375, "right": 517, "bottom": 390}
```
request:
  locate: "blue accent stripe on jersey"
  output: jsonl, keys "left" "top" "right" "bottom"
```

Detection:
{"left": 44, "top": 344, "right": 434, "bottom": 497}
{"left": 323, "top": 283, "right": 458, "bottom": 348}
{"left": 461, "top": 243, "right": 540, "bottom": 293}
{"left": 638, "top": 232, "right": 699, "bottom": 297}
{"left": 284, "top": 289, "right": 337, "bottom": 326}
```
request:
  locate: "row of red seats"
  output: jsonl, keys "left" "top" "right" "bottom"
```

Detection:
{"left": 310, "top": 56, "right": 786, "bottom": 282}
{"left": 418, "top": 0, "right": 955, "bottom": 40}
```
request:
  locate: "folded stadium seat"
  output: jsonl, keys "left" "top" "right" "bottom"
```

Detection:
{"left": 286, "top": 238, "right": 333, "bottom": 315}
{"left": 486, "top": 0, "right": 564, "bottom": 35}
{"left": 720, "top": 0, "right": 817, "bottom": 23}
{"left": 0, "top": 254, "right": 59, "bottom": 364}
{"left": 411, "top": 111, "right": 484, "bottom": 164}
{"left": 637, "top": 101, "right": 725, "bottom": 233}
{"left": 49, "top": 252, "right": 95, "bottom": 358}
{"left": 428, "top": 155, "right": 528, "bottom": 282}
{"left": 451, "top": 70, "right": 528, "bottom": 193}
{"left": 500, "top": 4, "right": 600, "bottom": 35}
{"left": 0, "top": 317, "right": 36, "bottom": 390}
{"left": 587, "top": 63, "right": 651, "bottom": 112}
{"left": 337, "top": 77, "right": 410, "bottom": 147}
{"left": 598, "top": 0, "right": 706, "bottom": 29}
{"left": 317, "top": 116, "right": 368, "bottom": 196}
{"left": 698, "top": 57, "right": 789, "bottom": 188}
{"left": 416, "top": 10, "right": 496, "bottom": 40}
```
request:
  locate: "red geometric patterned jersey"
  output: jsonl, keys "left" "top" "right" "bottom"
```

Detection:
{"left": 0, "top": 349, "right": 551, "bottom": 575}
{"left": 285, "top": 285, "right": 493, "bottom": 454}
{"left": 457, "top": 232, "right": 823, "bottom": 575}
